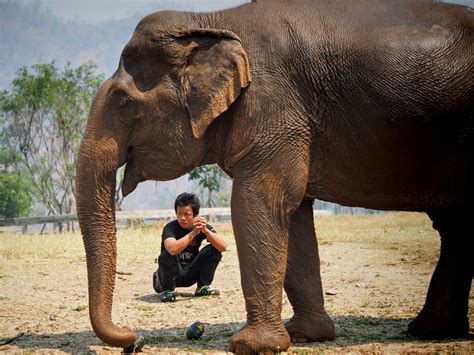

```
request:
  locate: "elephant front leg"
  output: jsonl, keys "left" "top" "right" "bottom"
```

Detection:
{"left": 408, "top": 208, "right": 473, "bottom": 339}
{"left": 284, "top": 198, "right": 335, "bottom": 342}
{"left": 228, "top": 158, "right": 309, "bottom": 353}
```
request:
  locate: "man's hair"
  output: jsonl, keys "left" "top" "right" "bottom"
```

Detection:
{"left": 174, "top": 192, "right": 200, "bottom": 216}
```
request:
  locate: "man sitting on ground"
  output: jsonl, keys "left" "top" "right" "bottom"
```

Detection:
{"left": 153, "top": 192, "right": 228, "bottom": 302}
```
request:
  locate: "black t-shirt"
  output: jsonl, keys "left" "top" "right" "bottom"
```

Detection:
{"left": 161, "top": 220, "right": 216, "bottom": 264}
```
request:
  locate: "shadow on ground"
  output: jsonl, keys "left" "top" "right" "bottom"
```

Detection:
{"left": 3, "top": 316, "right": 473, "bottom": 353}
{"left": 0, "top": 330, "right": 102, "bottom": 353}
{"left": 138, "top": 291, "right": 195, "bottom": 303}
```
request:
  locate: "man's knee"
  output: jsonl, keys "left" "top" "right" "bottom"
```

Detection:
{"left": 159, "top": 251, "right": 178, "bottom": 269}
{"left": 201, "top": 244, "right": 222, "bottom": 262}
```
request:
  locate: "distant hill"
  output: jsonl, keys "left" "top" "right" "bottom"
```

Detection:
{"left": 0, "top": 1, "right": 142, "bottom": 88}
{"left": 445, "top": 0, "right": 473, "bottom": 5}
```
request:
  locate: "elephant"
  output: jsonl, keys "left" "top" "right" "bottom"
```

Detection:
{"left": 76, "top": 0, "right": 473, "bottom": 352}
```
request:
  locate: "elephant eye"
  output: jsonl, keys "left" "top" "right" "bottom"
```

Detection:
{"left": 119, "top": 97, "right": 128, "bottom": 108}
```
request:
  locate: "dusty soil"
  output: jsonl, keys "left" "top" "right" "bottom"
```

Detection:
{"left": 0, "top": 212, "right": 472, "bottom": 353}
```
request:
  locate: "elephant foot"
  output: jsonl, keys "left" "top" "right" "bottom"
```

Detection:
{"left": 408, "top": 310, "right": 469, "bottom": 339}
{"left": 228, "top": 322, "right": 290, "bottom": 354}
{"left": 284, "top": 312, "right": 335, "bottom": 343}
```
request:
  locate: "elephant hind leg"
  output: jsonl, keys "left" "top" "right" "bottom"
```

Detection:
{"left": 408, "top": 208, "right": 473, "bottom": 339}
{"left": 284, "top": 198, "right": 335, "bottom": 342}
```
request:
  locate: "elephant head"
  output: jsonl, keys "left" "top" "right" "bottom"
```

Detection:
{"left": 76, "top": 12, "right": 250, "bottom": 347}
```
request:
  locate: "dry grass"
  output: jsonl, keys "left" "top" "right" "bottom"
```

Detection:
{"left": 316, "top": 212, "right": 440, "bottom": 265}
{"left": 0, "top": 212, "right": 433, "bottom": 260}
{"left": 0, "top": 212, "right": 472, "bottom": 354}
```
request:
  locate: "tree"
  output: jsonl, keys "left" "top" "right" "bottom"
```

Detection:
{"left": 0, "top": 173, "right": 32, "bottom": 218}
{"left": 115, "top": 164, "right": 126, "bottom": 211}
{"left": 0, "top": 62, "right": 103, "bottom": 230}
{"left": 0, "top": 149, "right": 32, "bottom": 218}
{"left": 188, "top": 164, "right": 230, "bottom": 208}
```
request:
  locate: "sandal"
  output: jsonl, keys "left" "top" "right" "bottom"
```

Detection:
{"left": 160, "top": 290, "right": 176, "bottom": 302}
{"left": 195, "top": 285, "right": 220, "bottom": 296}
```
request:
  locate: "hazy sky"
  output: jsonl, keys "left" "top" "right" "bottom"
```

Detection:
{"left": 14, "top": 0, "right": 250, "bottom": 24}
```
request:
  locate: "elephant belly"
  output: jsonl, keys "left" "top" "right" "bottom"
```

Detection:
{"left": 305, "top": 121, "right": 472, "bottom": 211}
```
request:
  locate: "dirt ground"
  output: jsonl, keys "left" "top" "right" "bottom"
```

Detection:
{"left": 0, "top": 212, "right": 473, "bottom": 353}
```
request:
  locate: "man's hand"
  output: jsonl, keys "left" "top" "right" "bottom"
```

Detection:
{"left": 193, "top": 216, "right": 208, "bottom": 234}
{"left": 194, "top": 216, "right": 228, "bottom": 252}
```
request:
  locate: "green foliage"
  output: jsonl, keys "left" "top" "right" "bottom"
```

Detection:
{"left": 188, "top": 164, "right": 229, "bottom": 207}
{"left": 188, "top": 165, "right": 223, "bottom": 192}
{"left": 0, "top": 149, "right": 33, "bottom": 218}
{"left": 0, "top": 173, "right": 32, "bottom": 218}
{"left": 0, "top": 149, "right": 22, "bottom": 168}
{"left": 114, "top": 164, "right": 127, "bottom": 211}
{"left": 0, "top": 62, "right": 103, "bottom": 218}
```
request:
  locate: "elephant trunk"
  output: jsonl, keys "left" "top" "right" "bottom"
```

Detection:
{"left": 76, "top": 125, "right": 137, "bottom": 348}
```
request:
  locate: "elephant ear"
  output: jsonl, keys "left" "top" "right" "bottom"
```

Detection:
{"left": 174, "top": 29, "right": 251, "bottom": 139}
